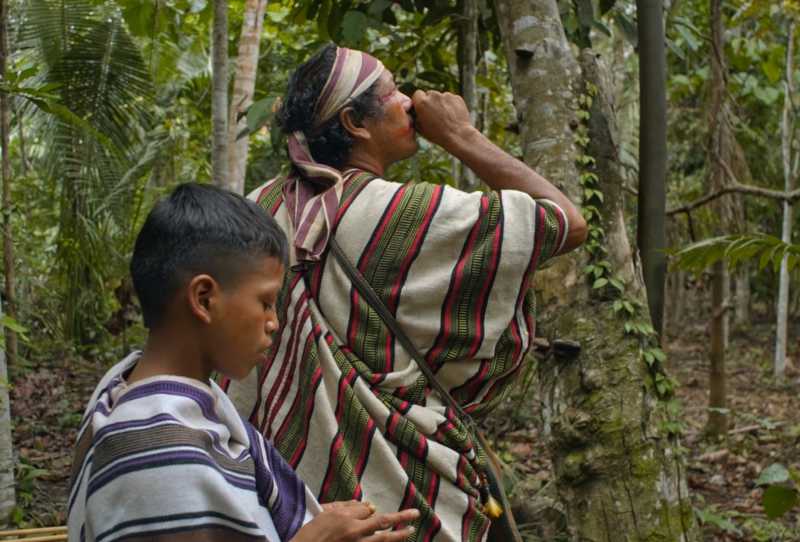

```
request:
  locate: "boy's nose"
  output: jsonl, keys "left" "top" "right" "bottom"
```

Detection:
{"left": 400, "top": 93, "right": 412, "bottom": 111}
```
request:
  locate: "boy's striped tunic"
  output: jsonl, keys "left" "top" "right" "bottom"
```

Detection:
{"left": 226, "top": 169, "right": 568, "bottom": 542}
{"left": 68, "top": 353, "right": 320, "bottom": 542}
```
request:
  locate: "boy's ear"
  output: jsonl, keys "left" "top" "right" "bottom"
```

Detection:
{"left": 339, "top": 107, "right": 371, "bottom": 141}
{"left": 187, "top": 274, "right": 218, "bottom": 324}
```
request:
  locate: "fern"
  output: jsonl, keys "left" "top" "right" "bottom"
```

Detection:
{"left": 671, "top": 234, "right": 800, "bottom": 275}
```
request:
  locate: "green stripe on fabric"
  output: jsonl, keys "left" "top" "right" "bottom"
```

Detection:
{"left": 350, "top": 182, "right": 439, "bottom": 375}
{"left": 427, "top": 193, "right": 503, "bottom": 368}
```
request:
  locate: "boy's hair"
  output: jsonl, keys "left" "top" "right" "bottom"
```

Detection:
{"left": 130, "top": 183, "right": 288, "bottom": 329}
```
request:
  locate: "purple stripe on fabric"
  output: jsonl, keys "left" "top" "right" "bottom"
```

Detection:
{"left": 316, "top": 49, "right": 347, "bottom": 116}
{"left": 353, "top": 54, "right": 379, "bottom": 89}
{"left": 93, "top": 413, "right": 179, "bottom": 443}
{"left": 115, "top": 381, "right": 221, "bottom": 425}
{"left": 288, "top": 134, "right": 313, "bottom": 163}
{"left": 245, "top": 424, "right": 307, "bottom": 540}
{"left": 295, "top": 199, "right": 323, "bottom": 245}
{"left": 87, "top": 449, "right": 257, "bottom": 499}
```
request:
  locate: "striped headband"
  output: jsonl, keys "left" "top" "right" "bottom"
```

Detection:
{"left": 281, "top": 47, "right": 386, "bottom": 265}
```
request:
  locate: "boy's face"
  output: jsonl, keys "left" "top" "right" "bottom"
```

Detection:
{"left": 205, "top": 255, "right": 285, "bottom": 381}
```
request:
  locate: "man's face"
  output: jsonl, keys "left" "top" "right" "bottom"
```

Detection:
{"left": 205, "top": 255, "right": 284, "bottom": 381}
{"left": 362, "top": 70, "right": 418, "bottom": 167}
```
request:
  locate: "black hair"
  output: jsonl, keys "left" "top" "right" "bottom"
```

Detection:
{"left": 277, "top": 43, "right": 383, "bottom": 169}
{"left": 130, "top": 183, "right": 288, "bottom": 329}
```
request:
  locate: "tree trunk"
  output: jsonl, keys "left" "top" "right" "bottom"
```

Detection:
{"left": 705, "top": 0, "right": 731, "bottom": 437}
{"left": 775, "top": 22, "right": 795, "bottom": 379}
{"left": 211, "top": 0, "right": 229, "bottom": 188}
{"left": 636, "top": 0, "right": 667, "bottom": 337}
{"left": 707, "top": 260, "right": 728, "bottom": 435}
{"left": 225, "top": 0, "right": 266, "bottom": 195}
{"left": 0, "top": 0, "right": 16, "bottom": 523}
{"left": 0, "top": 0, "right": 16, "bottom": 370}
{"left": 734, "top": 266, "right": 749, "bottom": 328}
{"left": 494, "top": 1, "right": 697, "bottom": 539}
{"left": 457, "top": 0, "right": 479, "bottom": 191}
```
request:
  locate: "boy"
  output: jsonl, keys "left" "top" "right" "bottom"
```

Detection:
{"left": 67, "top": 183, "right": 418, "bottom": 541}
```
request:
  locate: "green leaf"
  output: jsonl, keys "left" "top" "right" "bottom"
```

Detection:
{"left": 341, "top": 10, "right": 369, "bottom": 45}
{"left": 246, "top": 96, "right": 277, "bottom": 136}
{"left": 763, "top": 485, "right": 798, "bottom": 519}
{"left": 0, "top": 315, "right": 27, "bottom": 335}
{"left": 757, "top": 464, "right": 791, "bottom": 486}
{"left": 593, "top": 277, "right": 608, "bottom": 289}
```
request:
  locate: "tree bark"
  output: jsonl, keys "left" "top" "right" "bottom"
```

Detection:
{"left": 707, "top": 260, "right": 728, "bottom": 435}
{"left": 775, "top": 22, "right": 795, "bottom": 379}
{"left": 733, "top": 266, "right": 749, "bottom": 327}
{"left": 0, "top": 0, "right": 16, "bottom": 370}
{"left": 0, "top": 0, "right": 16, "bottom": 523}
{"left": 494, "top": 1, "right": 697, "bottom": 539}
{"left": 636, "top": 0, "right": 667, "bottom": 337}
{"left": 225, "top": 0, "right": 266, "bottom": 195}
{"left": 705, "top": 0, "right": 732, "bottom": 437}
{"left": 211, "top": 0, "right": 229, "bottom": 188}
{"left": 457, "top": 0, "right": 479, "bottom": 191}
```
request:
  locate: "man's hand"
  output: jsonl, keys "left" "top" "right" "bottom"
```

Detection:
{"left": 290, "top": 500, "right": 420, "bottom": 542}
{"left": 411, "top": 90, "right": 476, "bottom": 151}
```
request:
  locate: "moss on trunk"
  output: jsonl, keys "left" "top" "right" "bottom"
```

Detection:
{"left": 493, "top": 1, "right": 698, "bottom": 539}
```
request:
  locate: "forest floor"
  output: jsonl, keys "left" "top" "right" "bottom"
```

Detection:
{"left": 9, "top": 307, "right": 800, "bottom": 540}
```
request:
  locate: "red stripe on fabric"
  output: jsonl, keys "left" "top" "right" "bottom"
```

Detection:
{"left": 461, "top": 495, "right": 478, "bottom": 542}
{"left": 382, "top": 185, "right": 444, "bottom": 372}
{"left": 218, "top": 376, "right": 230, "bottom": 392}
{"left": 346, "top": 185, "right": 408, "bottom": 350}
{"left": 352, "top": 417, "right": 377, "bottom": 494}
{"left": 334, "top": 171, "right": 374, "bottom": 224}
{"left": 452, "top": 359, "right": 492, "bottom": 402}
{"left": 422, "top": 474, "right": 441, "bottom": 542}
{"left": 319, "top": 367, "right": 359, "bottom": 499}
{"left": 265, "top": 305, "right": 312, "bottom": 435}
{"left": 259, "top": 285, "right": 310, "bottom": 436}
{"left": 466, "top": 205, "right": 503, "bottom": 358}
{"left": 426, "top": 195, "right": 488, "bottom": 367}
{"left": 286, "top": 337, "right": 324, "bottom": 468}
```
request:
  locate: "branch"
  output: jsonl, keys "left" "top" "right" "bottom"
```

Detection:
{"left": 667, "top": 158, "right": 800, "bottom": 216}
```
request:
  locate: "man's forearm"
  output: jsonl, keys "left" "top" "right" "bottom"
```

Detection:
{"left": 444, "top": 126, "right": 587, "bottom": 251}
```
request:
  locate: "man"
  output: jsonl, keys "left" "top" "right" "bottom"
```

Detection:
{"left": 225, "top": 44, "right": 587, "bottom": 542}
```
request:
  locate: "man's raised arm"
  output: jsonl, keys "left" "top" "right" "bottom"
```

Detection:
{"left": 412, "top": 90, "right": 587, "bottom": 253}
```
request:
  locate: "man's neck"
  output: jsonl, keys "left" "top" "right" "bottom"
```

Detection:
{"left": 346, "top": 148, "right": 385, "bottom": 177}
{"left": 127, "top": 327, "right": 211, "bottom": 384}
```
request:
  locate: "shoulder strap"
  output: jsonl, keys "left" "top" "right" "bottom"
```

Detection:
{"left": 327, "top": 238, "right": 474, "bottom": 426}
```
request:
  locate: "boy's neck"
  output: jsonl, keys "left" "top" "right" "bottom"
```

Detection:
{"left": 127, "top": 327, "right": 211, "bottom": 385}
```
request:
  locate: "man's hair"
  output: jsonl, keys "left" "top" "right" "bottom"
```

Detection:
{"left": 277, "top": 43, "right": 383, "bottom": 169}
{"left": 130, "top": 183, "right": 288, "bottom": 329}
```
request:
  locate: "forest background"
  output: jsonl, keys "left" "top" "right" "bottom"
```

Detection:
{"left": 1, "top": 0, "right": 800, "bottom": 540}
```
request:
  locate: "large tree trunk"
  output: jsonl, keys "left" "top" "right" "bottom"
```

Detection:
{"left": 706, "top": 0, "right": 732, "bottom": 436}
{"left": 0, "top": 0, "right": 16, "bottom": 523}
{"left": 211, "top": 0, "right": 229, "bottom": 187}
{"left": 225, "top": 0, "right": 266, "bottom": 195}
{"left": 494, "top": 1, "right": 696, "bottom": 539}
{"left": 636, "top": 0, "right": 667, "bottom": 337}
{"left": 0, "top": 0, "right": 16, "bottom": 371}
{"left": 775, "top": 21, "right": 795, "bottom": 379}
{"left": 456, "top": 0, "right": 479, "bottom": 191}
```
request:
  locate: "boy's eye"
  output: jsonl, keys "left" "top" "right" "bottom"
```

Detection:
{"left": 262, "top": 301, "right": 274, "bottom": 311}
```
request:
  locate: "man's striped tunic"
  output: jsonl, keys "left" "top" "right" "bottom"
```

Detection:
{"left": 226, "top": 170, "right": 568, "bottom": 542}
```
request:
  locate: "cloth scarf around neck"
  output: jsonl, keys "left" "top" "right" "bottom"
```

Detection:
{"left": 280, "top": 47, "right": 385, "bottom": 266}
